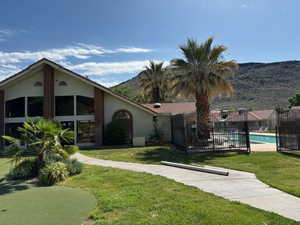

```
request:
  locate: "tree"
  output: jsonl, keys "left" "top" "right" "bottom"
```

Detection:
{"left": 139, "top": 61, "right": 170, "bottom": 103}
{"left": 112, "top": 85, "right": 148, "bottom": 103}
{"left": 170, "top": 38, "right": 238, "bottom": 142}
{"left": 3, "top": 118, "right": 74, "bottom": 166}
{"left": 288, "top": 91, "right": 300, "bottom": 108}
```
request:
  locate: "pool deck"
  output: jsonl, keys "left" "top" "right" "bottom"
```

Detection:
{"left": 249, "top": 132, "right": 277, "bottom": 152}
{"left": 251, "top": 143, "right": 276, "bottom": 152}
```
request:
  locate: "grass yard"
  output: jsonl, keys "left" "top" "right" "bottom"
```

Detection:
{"left": 81, "top": 146, "right": 300, "bottom": 197}
{"left": 0, "top": 158, "right": 95, "bottom": 225}
{"left": 63, "top": 164, "right": 299, "bottom": 225}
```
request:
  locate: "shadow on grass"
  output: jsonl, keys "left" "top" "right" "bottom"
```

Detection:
{"left": 279, "top": 151, "right": 300, "bottom": 159}
{"left": 135, "top": 147, "right": 242, "bottom": 164}
{"left": 0, "top": 179, "right": 29, "bottom": 195}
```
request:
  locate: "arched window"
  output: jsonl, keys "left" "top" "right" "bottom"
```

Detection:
{"left": 59, "top": 81, "right": 68, "bottom": 86}
{"left": 33, "top": 81, "right": 43, "bottom": 87}
{"left": 113, "top": 110, "right": 131, "bottom": 120}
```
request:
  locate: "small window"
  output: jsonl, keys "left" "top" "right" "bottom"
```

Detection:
{"left": 33, "top": 81, "right": 42, "bottom": 87}
{"left": 28, "top": 97, "right": 43, "bottom": 117}
{"left": 76, "top": 96, "right": 94, "bottom": 115}
{"left": 55, "top": 96, "right": 74, "bottom": 116}
{"left": 113, "top": 110, "right": 131, "bottom": 120}
{"left": 59, "top": 81, "right": 68, "bottom": 86}
{"left": 5, "top": 97, "right": 25, "bottom": 118}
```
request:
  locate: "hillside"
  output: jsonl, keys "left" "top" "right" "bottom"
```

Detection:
{"left": 115, "top": 60, "right": 300, "bottom": 110}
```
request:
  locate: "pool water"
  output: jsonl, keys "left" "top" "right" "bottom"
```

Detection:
{"left": 249, "top": 134, "right": 276, "bottom": 143}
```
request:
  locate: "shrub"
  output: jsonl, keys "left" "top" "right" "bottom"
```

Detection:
{"left": 6, "top": 158, "right": 38, "bottom": 180}
{"left": 65, "top": 159, "right": 83, "bottom": 175}
{"left": 45, "top": 154, "right": 65, "bottom": 165}
{"left": 104, "top": 121, "right": 129, "bottom": 145}
{"left": 39, "top": 162, "right": 69, "bottom": 185}
{"left": 64, "top": 145, "right": 79, "bottom": 155}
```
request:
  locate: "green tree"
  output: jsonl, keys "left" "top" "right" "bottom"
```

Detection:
{"left": 140, "top": 61, "right": 170, "bottom": 103}
{"left": 112, "top": 85, "right": 148, "bottom": 103}
{"left": 3, "top": 118, "right": 74, "bottom": 166}
{"left": 288, "top": 91, "right": 300, "bottom": 108}
{"left": 170, "top": 38, "right": 238, "bottom": 142}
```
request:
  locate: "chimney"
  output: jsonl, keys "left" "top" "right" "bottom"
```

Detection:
{"left": 153, "top": 103, "right": 161, "bottom": 108}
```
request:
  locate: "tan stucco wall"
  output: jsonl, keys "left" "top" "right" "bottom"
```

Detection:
{"left": 54, "top": 71, "right": 94, "bottom": 97}
{"left": 104, "top": 93, "right": 157, "bottom": 141}
{"left": 4, "top": 70, "right": 44, "bottom": 100}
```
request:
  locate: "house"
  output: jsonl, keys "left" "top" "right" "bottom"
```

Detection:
{"left": 0, "top": 58, "right": 172, "bottom": 148}
{"left": 215, "top": 109, "right": 277, "bottom": 131}
{"left": 143, "top": 103, "right": 277, "bottom": 131}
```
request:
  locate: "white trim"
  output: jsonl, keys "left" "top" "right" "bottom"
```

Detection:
{"left": 54, "top": 115, "right": 95, "bottom": 121}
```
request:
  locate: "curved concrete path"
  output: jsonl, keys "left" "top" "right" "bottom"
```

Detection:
{"left": 72, "top": 153, "right": 300, "bottom": 221}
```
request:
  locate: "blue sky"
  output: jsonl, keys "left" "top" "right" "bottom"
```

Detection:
{"left": 0, "top": 0, "right": 299, "bottom": 87}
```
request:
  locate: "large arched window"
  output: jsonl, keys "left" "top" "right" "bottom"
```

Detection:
{"left": 112, "top": 110, "right": 133, "bottom": 142}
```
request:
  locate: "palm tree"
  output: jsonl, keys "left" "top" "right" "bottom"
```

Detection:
{"left": 3, "top": 118, "right": 74, "bottom": 165}
{"left": 170, "top": 38, "right": 238, "bottom": 142}
{"left": 139, "top": 61, "right": 169, "bottom": 103}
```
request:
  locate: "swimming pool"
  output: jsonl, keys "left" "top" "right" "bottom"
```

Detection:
{"left": 249, "top": 134, "right": 276, "bottom": 144}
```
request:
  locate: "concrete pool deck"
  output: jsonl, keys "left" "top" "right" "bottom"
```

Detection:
{"left": 251, "top": 143, "right": 276, "bottom": 152}
{"left": 249, "top": 132, "right": 277, "bottom": 152}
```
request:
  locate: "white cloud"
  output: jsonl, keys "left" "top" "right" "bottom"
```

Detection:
{"left": 0, "top": 44, "right": 156, "bottom": 81}
{"left": 0, "top": 44, "right": 153, "bottom": 64}
{"left": 68, "top": 60, "right": 150, "bottom": 76}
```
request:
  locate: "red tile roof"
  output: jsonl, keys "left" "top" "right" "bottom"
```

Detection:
{"left": 143, "top": 102, "right": 274, "bottom": 122}
{"left": 142, "top": 102, "right": 196, "bottom": 115}
{"left": 226, "top": 110, "right": 274, "bottom": 121}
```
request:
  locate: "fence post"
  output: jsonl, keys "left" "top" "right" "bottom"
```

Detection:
{"left": 244, "top": 121, "right": 251, "bottom": 153}
{"left": 275, "top": 125, "right": 279, "bottom": 152}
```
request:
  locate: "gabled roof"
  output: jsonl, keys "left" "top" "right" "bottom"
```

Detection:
{"left": 0, "top": 58, "right": 157, "bottom": 115}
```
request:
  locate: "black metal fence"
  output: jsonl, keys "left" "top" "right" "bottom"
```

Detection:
{"left": 171, "top": 111, "right": 251, "bottom": 154}
{"left": 276, "top": 109, "right": 300, "bottom": 151}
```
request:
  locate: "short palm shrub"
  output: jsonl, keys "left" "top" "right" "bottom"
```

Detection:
{"left": 65, "top": 159, "right": 83, "bottom": 175}
{"left": 39, "top": 162, "right": 69, "bottom": 185}
{"left": 104, "top": 121, "right": 129, "bottom": 145}
{"left": 6, "top": 158, "right": 38, "bottom": 180}
{"left": 45, "top": 154, "right": 65, "bottom": 165}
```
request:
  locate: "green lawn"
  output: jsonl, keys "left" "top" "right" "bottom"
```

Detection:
{"left": 0, "top": 158, "right": 95, "bottom": 225}
{"left": 81, "top": 146, "right": 300, "bottom": 197}
{"left": 63, "top": 164, "right": 299, "bottom": 225}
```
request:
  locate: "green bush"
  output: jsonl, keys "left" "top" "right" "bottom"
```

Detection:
{"left": 104, "top": 121, "right": 129, "bottom": 145}
{"left": 6, "top": 158, "right": 38, "bottom": 180}
{"left": 45, "top": 154, "right": 65, "bottom": 165}
{"left": 65, "top": 159, "right": 83, "bottom": 176}
{"left": 39, "top": 162, "right": 69, "bottom": 185}
{"left": 64, "top": 145, "right": 79, "bottom": 155}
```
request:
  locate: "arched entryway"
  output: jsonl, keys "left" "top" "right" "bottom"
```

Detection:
{"left": 112, "top": 109, "right": 133, "bottom": 143}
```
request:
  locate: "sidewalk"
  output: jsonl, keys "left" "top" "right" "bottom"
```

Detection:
{"left": 72, "top": 153, "right": 300, "bottom": 222}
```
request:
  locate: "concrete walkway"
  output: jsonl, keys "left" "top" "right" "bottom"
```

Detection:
{"left": 72, "top": 153, "right": 300, "bottom": 221}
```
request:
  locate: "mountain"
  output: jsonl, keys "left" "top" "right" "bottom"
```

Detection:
{"left": 115, "top": 60, "right": 300, "bottom": 110}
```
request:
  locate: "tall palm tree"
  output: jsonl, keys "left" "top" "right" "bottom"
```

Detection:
{"left": 139, "top": 61, "right": 169, "bottom": 103}
{"left": 170, "top": 38, "right": 238, "bottom": 142}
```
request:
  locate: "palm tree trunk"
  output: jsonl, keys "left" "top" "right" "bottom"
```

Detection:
{"left": 195, "top": 92, "right": 210, "bottom": 144}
